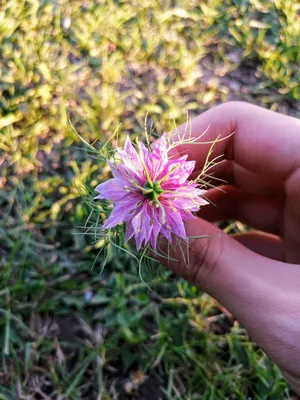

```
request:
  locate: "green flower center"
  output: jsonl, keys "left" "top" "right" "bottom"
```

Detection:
{"left": 143, "top": 180, "right": 164, "bottom": 201}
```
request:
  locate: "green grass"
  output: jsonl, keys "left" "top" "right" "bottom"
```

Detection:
{"left": 0, "top": 0, "right": 299, "bottom": 398}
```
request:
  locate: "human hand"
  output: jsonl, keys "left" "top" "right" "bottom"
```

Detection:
{"left": 157, "top": 102, "right": 300, "bottom": 393}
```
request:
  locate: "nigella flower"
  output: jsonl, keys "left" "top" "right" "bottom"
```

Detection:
{"left": 95, "top": 135, "right": 208, "bottom": 250}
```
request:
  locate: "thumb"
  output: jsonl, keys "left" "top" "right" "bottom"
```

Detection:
{"left": 157, "top": 218, "right": 300, "bottom": 385}
{"left": 156, "top": 218, "right": 278, "bottom": 319}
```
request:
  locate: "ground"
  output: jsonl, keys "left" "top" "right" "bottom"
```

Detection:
{"left": 0, "top": 0, "right": 300, "bottom": 399}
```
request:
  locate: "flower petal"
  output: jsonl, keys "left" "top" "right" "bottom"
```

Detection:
{"left": 94, "top": 178, "right": 127, "bottom": 201}
{"left": 102, "top": 196, "right": 143, "bottom": 230}
{"left": 149, "top": 207, "right": 162, "bottom": 249}
{"left": 131, "top": 203, "right": 152, "bottom": 250}
{"left": 117, "top": 136, "right": 145, "bottom": 182}
{"left": 125, "top": 221, "right": 135, "bottom": 242}
{"left": 164, "top": 207, "right": 186, "bottom": 240}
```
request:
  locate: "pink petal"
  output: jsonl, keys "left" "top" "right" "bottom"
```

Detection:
{"left": 149, "top": 207, "right": 162, "bottom": 249}
{"left": 164, "top": 206, "right": 186, "bottom": 240}
{"left": 151, "top": 135, "right": 169, "bottom": 162}
{"left": 124, "top": 136, "right": 140, "bottom": 162}
{"left": 102, "top": 196, "right": 143, "bottom": 230}
{"left": 108, "top": 160, "right": 145, "bottom": 186}
{"left": 160, "top": 225, "right": 172, "bottom": 242}
{"left": 94, "top": 178, "right": 127, "bottom": 201}
{"left": 131, "top": 203, "right": 152, "bottom": 250}
{"left": 125, "top": 222, "right": 135, "bottom": 242}
{"left": 117, "top": 137, "right": 145, "bottom": 179}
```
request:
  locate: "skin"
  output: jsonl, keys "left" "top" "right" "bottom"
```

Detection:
{"left": 156, "top": 102, "right": 300, "bottom": 393}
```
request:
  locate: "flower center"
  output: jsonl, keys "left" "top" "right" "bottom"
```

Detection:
{"left": 143, "top": 180, "right": 164, "bottom": 201}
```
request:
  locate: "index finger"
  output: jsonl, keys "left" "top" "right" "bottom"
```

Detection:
{"left": 170, "top": 102, "right": 300, "bottom": 181}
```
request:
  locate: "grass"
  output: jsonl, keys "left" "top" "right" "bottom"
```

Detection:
{"left": 0, "top": 0, "right": 299, "bottom": 398}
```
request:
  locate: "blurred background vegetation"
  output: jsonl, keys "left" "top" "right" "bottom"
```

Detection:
{"left": 0, "top": 0, "right": 299, "bottom": 398}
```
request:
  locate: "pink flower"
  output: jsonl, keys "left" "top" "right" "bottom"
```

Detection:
{"left": 95, "top": 136, "right": 208, "bottom": 250}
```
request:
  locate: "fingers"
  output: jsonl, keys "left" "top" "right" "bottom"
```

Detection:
{"left": 199, "top": 185, "right": 284, "bottom": 236}
{"left": 156, "top": 218, "right": 252, "bottom": 296}
{"left": 232, "top": 231, "right": 284, "bottom": 261}
{"left": 156, "top": 217, "right": 300, "bottom": 374}
{"left": 280, "top": 370, "right": 300, "bottom": 397}
{"left": 197, "top": 161, "right": 285, "bottom": 201}
{"left": 156, "top": 217, "right": 300, "bottom": 328}
{"left": 171, "top": 101, "right": 300, "bottom": 180}
{"left": 156, "top": 218, "right": 278, "bottom": 302}
{"left": 285, "top": 168, "right": 300, "bottom": 264}
{"left": 156, "top": 214, "right": 300, "bottom": 302}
